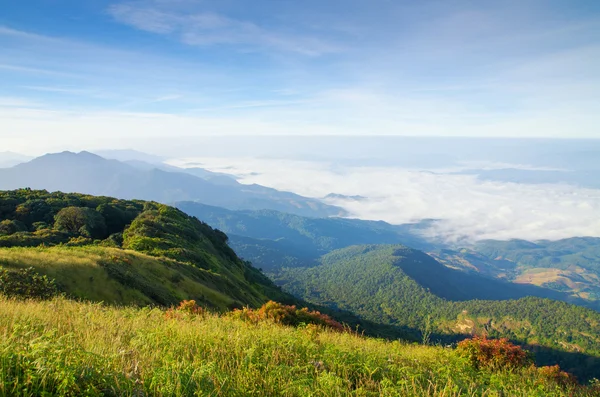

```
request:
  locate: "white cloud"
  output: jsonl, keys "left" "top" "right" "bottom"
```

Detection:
{"left": 167, "top": 156, "right": 600, "bottom": 243}
{"left": 108, "top": 3, "right": 341, "bottom": 55}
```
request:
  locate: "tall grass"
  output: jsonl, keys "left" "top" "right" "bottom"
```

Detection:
{"left": 0, "top": 297, "right": 596, "bottom": 396}
{"left": 0, "top": 246, "right": 239, "bottom": 308}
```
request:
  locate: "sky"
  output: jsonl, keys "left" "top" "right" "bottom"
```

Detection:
{"left": 1, "top": 0, "right": 600, "bottom": 154}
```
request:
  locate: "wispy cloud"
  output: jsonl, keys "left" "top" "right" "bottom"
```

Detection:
{"left": 108, "top": 2, "right": 341, "bottom": 55}
{"left": 22, "top": 86, "right": 98, "bottom": 95}
{"left": 0, "top": 63, "right": 80, "bottom": 78}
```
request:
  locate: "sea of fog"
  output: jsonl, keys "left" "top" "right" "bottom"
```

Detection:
{"left": 164, "top": 137, "right": 600, "bottom": 243}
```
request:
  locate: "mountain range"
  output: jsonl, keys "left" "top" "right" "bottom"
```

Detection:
{"left": 0, "top": 151, "right": 344, "bottom": 218}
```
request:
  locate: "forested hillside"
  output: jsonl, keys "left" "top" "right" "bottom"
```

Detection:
{"left": 274, "top": 245, "right": 600, "bottom": 380}
{"left": 0, "top": 189, "right": 292, "bottom": 309}
{"left": 177, "top": 202, "right": 599, "bottom": 310}
{"left": 432, "top": 238, "right": 600, "bottom": 304}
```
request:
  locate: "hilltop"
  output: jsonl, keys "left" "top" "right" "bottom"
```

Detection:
{"left": 0, "top": 189, "right": 291, "bottom": 309}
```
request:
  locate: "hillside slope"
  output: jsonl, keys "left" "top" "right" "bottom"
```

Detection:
{"left": 432, "top": 238, "right": 600, "bottom": 303}
{"left": 176, "top": 202, "right": 597, "bottom": 310}
{"left": 275, "top": 245, "right": 600, "bottom": 380}
{"left": 176, "top": 201, "right": 433, "bottom": 270}
{"left": 0, "top": 189, "right": 292, "bottom": 309}
{"left": 1, "top": 297, "right": 597, "bottom": 396}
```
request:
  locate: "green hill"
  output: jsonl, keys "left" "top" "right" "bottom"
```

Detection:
{"left": 1, "top": 297, "right": 598, "bottom": 396}
{"left": 0, "top": 189, "right": 291, "bottom": 309}
{"left": 431, "top": 238, "right": 600, "bottom": 303}
{"left": 176, "top": 202, "right": 600, "bottom": 310}
{"left": 274, "top": 245, "right": 600, "bottom": 380}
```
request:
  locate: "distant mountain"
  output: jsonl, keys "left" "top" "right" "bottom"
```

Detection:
{"left": 0, "top": 151, "right": 32, "bottom": 168}
{"left": 274, "top": 244, "right": 600, "bottom": 380}
{"left": 324, "top": 193, "right": 367, "bottom": 201}
{"left": 432, "top": 237, "right": 600, "bottom": 303}
{"left": 176, "top": 202, "right": 600, "bottom": 310}
{"left": 0, "top": 152, "right": 345, "bottom": 217}
{"left": 175, "top": 201, "right": 433, "bottom": 272}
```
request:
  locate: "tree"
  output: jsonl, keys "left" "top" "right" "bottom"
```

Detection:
{"left": 54, "top": 207, "right": 107, "bottom": 239}
{"left": 0, "top": 219, "right": 27, "bottom": 236}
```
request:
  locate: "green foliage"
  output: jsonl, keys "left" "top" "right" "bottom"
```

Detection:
{"left": 0, "top": 219, "right": 27, "bottom": 236}
{"left": 1, "top": 297, "right": 597, "bottom": 396}
{"left": 0, "top": 189, "right": 294, "bottom": 311}
{"left": 54, "top": 206, "right": 107, "bottom": 239}
{"left": 0, "top": 228, "right": 71, "bottom": 248}
{"left": 176, "top": 201, "right": 429, "bottom": 273}
{"left": 0, "top": 267, "right": 58, "bottom": 299}
{"left": 0, "top": 189, "right": 145, "bottom": 247}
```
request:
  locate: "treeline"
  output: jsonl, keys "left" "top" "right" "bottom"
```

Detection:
{"left": 0, "top": 189, "right": 144, "bottom": 247}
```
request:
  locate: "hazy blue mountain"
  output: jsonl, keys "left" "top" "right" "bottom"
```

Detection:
{"left": 0, "top": 151, "right": 32, "bottom": 168}
{"left": 0, "top": 151, "right": 345, "bottom": 217}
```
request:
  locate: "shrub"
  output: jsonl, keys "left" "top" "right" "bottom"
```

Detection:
{"left": 230, "top": 301, "right": 345, "bottom": 332}
{"left": 456, "top": 336, "right": 532, "bottom": 371}
{"left": 0, "top": 267, "right": 59, "bottom": 300}
{"left": 536, "top": 365, "right": 578, "bottom": 387}
{"left": 166, "top": 300, "right": 205, "bottom": 319}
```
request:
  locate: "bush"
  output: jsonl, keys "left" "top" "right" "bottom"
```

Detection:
{"left": 230, "top": 301, "right": 345, "bottom": 332}
{"left": 456, "top": 336, "right": 532, "bottom": 371}
{"left": 0, "top": 267, "right": 59, "bottom": 300}
{"left": 166, "top": 300, "right": 205, "bottom": 320}
{"left": 536, "top": 365, "right": 578, "bottom": 387}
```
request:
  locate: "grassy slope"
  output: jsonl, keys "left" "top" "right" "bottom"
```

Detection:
{"left": 0, "top": 246, "right": 257, "bottom": 310}
{"left": 0, "top": 189, "right": 295, "bottom": 310}
{"left": 275, "top": 245, "right": 600, "bottom": 380}
{"left": 1, "top": 297, "right": 596, "bottom": 397}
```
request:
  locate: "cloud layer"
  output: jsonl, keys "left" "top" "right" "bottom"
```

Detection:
{"left": 168, "top": 156, "right": 600, "bottom": 244}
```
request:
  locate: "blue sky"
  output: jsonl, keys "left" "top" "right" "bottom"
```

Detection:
{"left": 1, "top": 0, "right": 599, "bottom": 153}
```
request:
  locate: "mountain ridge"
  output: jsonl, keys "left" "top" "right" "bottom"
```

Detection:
{"left": 0, "top": 152, "right": 345, "bottom": 218}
